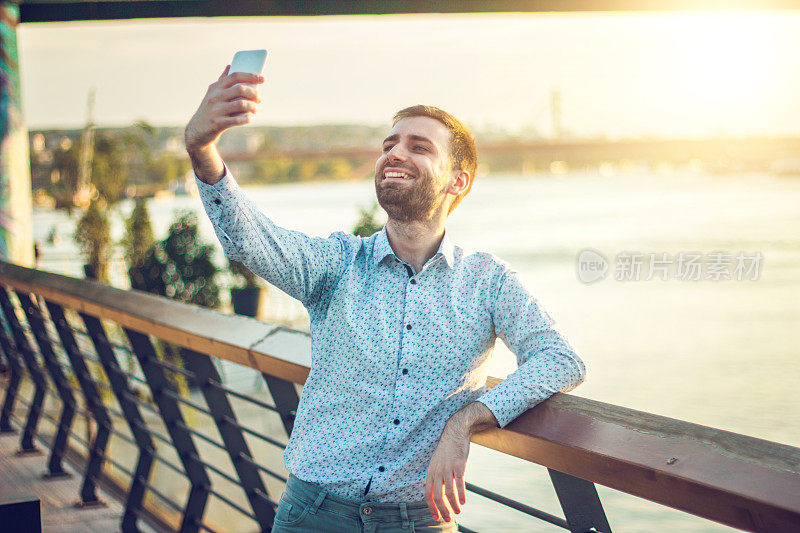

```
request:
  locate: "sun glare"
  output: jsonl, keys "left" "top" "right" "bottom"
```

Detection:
{"left": 666, "top": 13, "right": 779, "bottom": 131}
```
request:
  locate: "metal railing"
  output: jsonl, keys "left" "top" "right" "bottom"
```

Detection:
{"left": 0, "top": 260, "right": 798, "bottom": 532}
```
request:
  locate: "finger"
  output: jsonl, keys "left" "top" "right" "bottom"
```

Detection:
{"left": 220, "top": 99, "right": 258, "bottom": 117}
{"left": 425, "top": 480, "right": 439, "bottom": 520}
{"left": 219, "top": 83, "right": 262, "bottom": 104}
{"left": 445, "top": 474, "right": 461, "bottom": 515}
{"left": 456, "top": 472, "right": 466, "bottom": 506}
{"left": 215, "top": 114, "right": 253, "bottom": 128}
{"left": 219, "top": 71, "right": 264, "bottom": 89}
{"left": 433, "top": 481, "right": 451, "bottom": 522}
{"left": 218, "top": 65, "right": 230, "bottom": 81}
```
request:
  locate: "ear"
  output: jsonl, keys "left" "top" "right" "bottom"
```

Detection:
{"left": 448, "top": 169, "right": 471, "bottom": 196}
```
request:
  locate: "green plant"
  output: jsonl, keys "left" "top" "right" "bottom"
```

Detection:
{"left": 121, "top": 197, "right": 155, "bottom": 270}
{"left": 74, "top": 199, "right": 110, "bottom": 282}
{"left": 352, "top": 202, "right": 383, "bottom": 237}
{"left": 128, "top": 211, "right": 221, "bottom": 393}
{"left": 129, "top": 211, "right": 221, "bottom": 309}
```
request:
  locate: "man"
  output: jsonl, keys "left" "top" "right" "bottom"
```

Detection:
{"left": 186, "top": 67, "right": 586, "bottom": 532}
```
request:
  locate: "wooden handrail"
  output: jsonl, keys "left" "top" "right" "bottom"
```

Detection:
{"left": 1, "top": 260, "right": 798, "bottom": 532}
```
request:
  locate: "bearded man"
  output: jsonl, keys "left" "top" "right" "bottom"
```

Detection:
{"left": 186, "top": 67, "right": 586, "bottom": 532}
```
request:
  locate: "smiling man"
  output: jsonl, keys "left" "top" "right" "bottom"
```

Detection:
{"left": 186, "top": 67, "right": 586, "bottom": 532}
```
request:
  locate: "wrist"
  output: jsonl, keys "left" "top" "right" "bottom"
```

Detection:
{"left": 187, "top": 144, "right": 225, "bottom": 185}
{"left": 445, "top": 402, "right": 498, "bottom": 437}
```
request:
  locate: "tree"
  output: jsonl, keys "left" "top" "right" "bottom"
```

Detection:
{"left": 74, "top": 199, "right": 111, "bottom": 282}
{"left": 129, "top": 211, "right": 221, "bottom": 309}
{"left": 128, "top": 211, "right": 221, "bottom": 393}
{"left": 47, "top": 142, "right": 80, "bottom": 210}
{"left": 121, "top": 198, "right": 155, "bottom": 270}
{"left": 91, "top": 133, "right": 127, "bottom": 204}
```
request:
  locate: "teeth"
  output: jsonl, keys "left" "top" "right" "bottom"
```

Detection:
{"left": 385, "top": 171, "right": 409, "bottom": 179}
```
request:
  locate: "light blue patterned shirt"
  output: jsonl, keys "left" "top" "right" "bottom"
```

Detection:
{"left": 196, "top": 170, "right": 586, "bottom": 503}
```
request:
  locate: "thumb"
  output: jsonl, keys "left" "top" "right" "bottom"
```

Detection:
{"left": 218, "top": 64, "right": 230, "bottom": 81}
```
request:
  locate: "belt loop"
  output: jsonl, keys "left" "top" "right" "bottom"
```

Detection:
{"left": 309, "top": 490, "right": 327, "bottom": 515}
{"left": 400, "top": 502, "right": 410, "bottom": 528}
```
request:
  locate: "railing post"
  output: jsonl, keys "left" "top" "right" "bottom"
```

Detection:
{"left": 261, "top": 374, "right": 299, "bottom": 436}
{"left": 124, "top": 330, "right": 210, "bottom": 533}
{"left": 548, "top": 468, "right": 612, "bottom": 533}
{"left": 80, "top": 313, "right": 154, "bottom": 533}
{"left": 181, "top": 347, "right": 276, "bottom": 528}
{"left": 17, "top": 293, "right": 75, "bottom": 478}
{"left": 0, "top": 304, "right": 22, "bottom": 434}
{"left": 45, "top": 301, "right": 110, "bottom": 506}
{"left": 0, "top": 286, "right": 46, "bottom": 454}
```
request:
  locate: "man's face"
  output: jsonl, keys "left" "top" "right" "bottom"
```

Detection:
{"left": 374, "top": 116, "right": 455, "bottom": 223}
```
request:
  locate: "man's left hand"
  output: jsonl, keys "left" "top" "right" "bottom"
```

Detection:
{"left": 425, "top": 402, "right": 498, "bottom": 522}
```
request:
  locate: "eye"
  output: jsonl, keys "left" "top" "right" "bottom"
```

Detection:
{"left": 382, "top": 144, "right": 394, "bottom": 153}
{"left": 413, "top": 145, "right": 428, "bottom": 152}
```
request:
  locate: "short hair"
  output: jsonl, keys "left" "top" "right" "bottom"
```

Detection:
{"left": 392, "top": 105, "right": 477, "bottom": 214}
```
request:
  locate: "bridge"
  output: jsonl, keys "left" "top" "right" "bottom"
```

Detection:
{"left": 1, "top": 261, "right": 799, "bottom": 531}
{"left": 221, "top": 136, "right": 800, "bottom": 167}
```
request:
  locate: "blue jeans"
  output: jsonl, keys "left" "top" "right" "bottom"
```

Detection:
{"left": 271, "top": 474, "right": 458, "bottom": 532}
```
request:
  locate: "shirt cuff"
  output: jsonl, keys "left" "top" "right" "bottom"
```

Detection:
{"left": 475, "top": 383, "right": 535, "bottom": 428}
{"left": 195, "top": 165, "right": 241, "bottom": 223}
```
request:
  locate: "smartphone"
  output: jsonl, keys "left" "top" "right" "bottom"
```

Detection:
{"left": 229, "top": 49, "right": 267, "bottom": 79}
{"left": 228, "top": 50, "right": 267, "bottom": 110}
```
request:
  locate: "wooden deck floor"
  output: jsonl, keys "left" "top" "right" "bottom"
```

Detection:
{"left": 0, "top": 423, "right": 155, "bottom": 532}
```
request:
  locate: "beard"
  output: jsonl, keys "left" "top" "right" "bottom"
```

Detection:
{"left": 374, "top": 163, "right": 448, "bottom": 223}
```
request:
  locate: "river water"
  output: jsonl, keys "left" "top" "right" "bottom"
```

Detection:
{"left": 32, "top": 168, "right": 800, "bottom": 531}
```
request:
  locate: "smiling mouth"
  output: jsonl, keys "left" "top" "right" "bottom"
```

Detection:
{"left": 383, "top": 170, "right": 414, "bottom": 181}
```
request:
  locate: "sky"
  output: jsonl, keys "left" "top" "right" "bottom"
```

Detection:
{"left": 16, "top": 11, "right": 800, "bottom": 138}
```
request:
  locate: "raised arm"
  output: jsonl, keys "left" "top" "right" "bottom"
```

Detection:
{"left": 184, "top": 66, "right": 347, "bottom": 308}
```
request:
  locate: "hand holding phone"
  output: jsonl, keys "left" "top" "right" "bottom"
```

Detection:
{"left": 229, "top": 50, "right": 267, "bottom": 93}
{"left": 185, "top": 50, "right": 267, "bottom": 171}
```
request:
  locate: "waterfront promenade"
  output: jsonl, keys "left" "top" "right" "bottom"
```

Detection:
{"left": 1, "top": 260, "right": 798, "bottom": 532}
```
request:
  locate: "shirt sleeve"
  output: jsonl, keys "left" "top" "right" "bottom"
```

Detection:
{"left": 195, "top": 168, "right": 345, "bottom": 308}
{"left": 477, "top": 268, "right": 586, "bottom": 427}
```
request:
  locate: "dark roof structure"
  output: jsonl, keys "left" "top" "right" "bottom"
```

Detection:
{"left": 17, "top": 0, "right": 800, "bottom": 23}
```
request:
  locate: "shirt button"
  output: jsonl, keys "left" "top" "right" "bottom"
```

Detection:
{"left": 363, "top": 506, "right": 373, "bottom": 515}
{"left": 378, "top": 466, "right": 385, "bottom": 472}
{"left": 406, "top": 324, "right": 411, "bottom": 330}
{"left": 402, "top": 368, "right": 408, "bottom": 375}
{"left": 214, "top": 198, "right": 221, "bottom": 205}
{"left": 393, "top": 419, "right": 400, "bottom": 425}
{"left": 410, "top": 279, "right": 417, "bottom": 285}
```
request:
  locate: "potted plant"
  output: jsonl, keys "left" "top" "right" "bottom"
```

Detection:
{"left": 128, "top": 211, "right": 221, "bottom": 393}
{"left": 228, "top": 259, "right": 267, "bottom": 318}
{"left": 121, "top": 197, "right": 155, "bottom": 272}
{"left": 129, "top": 211, "right": 221, "bottom": 308}
{"left": 74, "top": 198, "right": 111, "bottom": 282}
{"left": 352, "top": 201, "right": 383, "bottom": 237}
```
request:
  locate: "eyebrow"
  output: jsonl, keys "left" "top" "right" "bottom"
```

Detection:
{"left": 382, "top": 134, "right": 437, "bottom": 147}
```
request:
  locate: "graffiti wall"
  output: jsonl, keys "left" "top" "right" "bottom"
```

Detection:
{"left": 0, "top": 2, "right": 32, "bottom": 264}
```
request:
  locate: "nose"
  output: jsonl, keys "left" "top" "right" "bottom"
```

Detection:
{"left": 386, "top": 143, "right": 407, "bottom": 162}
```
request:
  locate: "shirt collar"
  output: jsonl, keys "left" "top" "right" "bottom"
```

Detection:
{"left": 372, "top": 226, "right": 455, "bottom": 270}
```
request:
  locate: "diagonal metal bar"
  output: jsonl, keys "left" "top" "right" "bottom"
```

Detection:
{"left": 124, "top": 330, "right": 210, "bottom": 533}
{"left": 261, "top": 373, "right": 300, "bottom": 436}
{"left": 18, "top": 292, "right": 76, "bottom": 478}
{"left": 548, "top": 468, "right": 612, "bottom": 533}
{"left": 0, "top": 286, "right": 46, "bottom": 453}
{"left": 46, "top": 300, "right": 111, "bottom": 505}
{"left": 0, "top": 304, "right": 23, "bottom": 434}
{"left": 81, "top": 312, "right": 154, "bottom": 533}
{"left": 181, "top": 347, "right": 276, "bottom": 527}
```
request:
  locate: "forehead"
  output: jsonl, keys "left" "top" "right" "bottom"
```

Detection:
{"left": 387, "top": 116, "right": 451, "bottom": 148}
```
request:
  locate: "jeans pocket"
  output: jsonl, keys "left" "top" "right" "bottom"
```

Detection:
{"left": 274, "top": 492, "right": 311, "bottom": 526}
